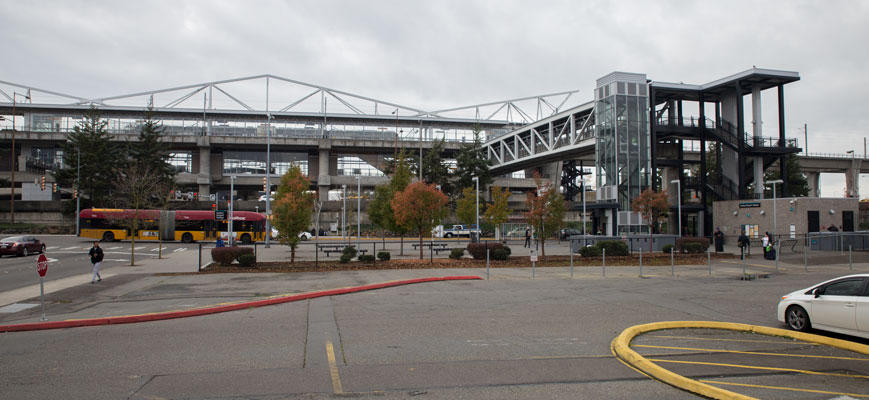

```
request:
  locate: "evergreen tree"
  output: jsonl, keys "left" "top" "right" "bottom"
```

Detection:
{"left": 131, "top": 104, "right": 176, "bottom": 184}
{"left": 54, "top": 106, "right": 123, "bottom": 207}
{"left": 454, "top": 127, "right": 492, "bottom": 195}
{"left": 421, "top": 139, "right": 454, "bottom": 198}
{"left": 764, "top": 153, "right": 810, "bottom": 197}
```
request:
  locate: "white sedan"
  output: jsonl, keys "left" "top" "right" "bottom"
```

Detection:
{"left": 777, "top": 274, "right": 869, "bottom": 339}
{"left": 270, "top": 228, "right": 312, "bottom": 241}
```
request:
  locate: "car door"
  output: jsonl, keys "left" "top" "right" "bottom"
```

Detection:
{"left": 856, "top": 279, "right": 869, "bottom": 335}
{"left": 811, "top": 278, "right": 864, "bottom": 332}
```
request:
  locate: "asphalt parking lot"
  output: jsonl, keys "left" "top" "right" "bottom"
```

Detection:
{"left": 2, "top": 257, "right": 868, "bottom": 399}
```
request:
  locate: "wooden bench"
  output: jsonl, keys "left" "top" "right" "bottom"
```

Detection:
{"left": 412, "top": 242, "right": 448, "bottom": 249}
{"left": 318, "top": 245, "right": 368, "bottom": 257}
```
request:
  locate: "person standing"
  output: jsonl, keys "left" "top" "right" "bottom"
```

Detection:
{"left": 524, "top": 228, "right": 531, "bottom": 248}
{"left": 714, "top": 228, "right": 725, "bottom": 252}
{"left": 737, "top": 231, "right": 750, "bottom": 260}
{"left": 88, "top": 241, "right": 104, "bottom": 283}
{"left": 761, "top": 232, "right": 770, "bottom": 260}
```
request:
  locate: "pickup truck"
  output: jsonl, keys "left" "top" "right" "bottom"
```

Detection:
{"left": 435, "top": 224, "right": 478, "bottom": 238}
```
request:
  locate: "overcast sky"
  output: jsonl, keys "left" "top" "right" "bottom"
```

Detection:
{"left": 2, "top": 0, "right": 867, "bottom": 196}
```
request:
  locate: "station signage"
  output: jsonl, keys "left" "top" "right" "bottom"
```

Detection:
{"left": 738, "top": 202, "right": 761, "bottom": 208}
{"left": 214, "top": 210, "right": 227, "bottom": 221}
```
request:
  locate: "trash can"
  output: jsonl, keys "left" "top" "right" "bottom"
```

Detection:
{"left": 714, "top": 235, "right": 724, "bottom": 252}
{"left": 470, "top": 231, "right": 480, "bottom": 243}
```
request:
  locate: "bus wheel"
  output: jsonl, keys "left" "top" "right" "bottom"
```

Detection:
{"left": 181, "top": 233, "right": 193, "bottom": 243}
{"left": 240, "top": 234, "right": 252, "bottom": 244}
{"left": 102, "top": 231, "right": 115, "bottom": 242}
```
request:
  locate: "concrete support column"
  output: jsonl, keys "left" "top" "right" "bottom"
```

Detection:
{"left": 197, "top": 146, "right": 211, "bottom": 199}
{"left": 806, "top": 172, "right": 820, "bottom": 197}
{"left": 846, "top": 168, "right": 860, "bottom": 198}
{"left": 752, "top": 85, "right": 762, "bottom": 138}
{"left": 318, "top": 147, "right": 331, "bottom": 202}
{"left": 753, "top": 157, "right": 764, "bottom": 198}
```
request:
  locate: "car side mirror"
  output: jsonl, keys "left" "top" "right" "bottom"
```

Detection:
{"left": 813, "top": 288, "right": 820, "bottom": 298}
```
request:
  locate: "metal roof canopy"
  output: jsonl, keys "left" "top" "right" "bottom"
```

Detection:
{"left": 649, "top": 68, "right": 800, "bottom": 103}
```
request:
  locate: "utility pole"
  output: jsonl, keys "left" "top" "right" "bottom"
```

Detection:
{"left": 804, "top": 123, "right": 808, "bottom": 155}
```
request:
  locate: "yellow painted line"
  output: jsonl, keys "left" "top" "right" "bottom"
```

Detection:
{"left": 647, "top": 334, "right": 814, "bottom": 345}
{"left": 699, "top": 379, "right": 869, "bottom": 398}
{"left": 649, "top": 358, "right": 869, "bottom": 379}
{"left": 326, "top": 340, "right": 343, "bottom": 394}
{"left": 634, "top": 344, "right": 869, "bottom": 362}
{"left": 610, "top": 321, "right": 869, "bottom": 400}
{"left": 721, "top": 260, "right": 778, "bottom": 270}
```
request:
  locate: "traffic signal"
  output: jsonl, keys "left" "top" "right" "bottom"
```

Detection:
{"left": 40, "top": 176, "right": 45, "bottom": 191}
{"left": 52, "top": 183, "right": 57, "bottom": 193}
{"left": 211, "top": 203, "right": 216, "bottom": 210}
{"left": 73, "top": 188, "right": 78, "bottom": 199}
{"left": 263, "top": 177, "right": 268, "bottom": 192}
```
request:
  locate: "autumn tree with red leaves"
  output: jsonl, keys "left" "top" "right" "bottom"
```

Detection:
{"left": 523, "top": 172, "right": 565, "bottom": 258}
{"left": 392, "top": 181, "right": 449, "bottom": 259}
{"left": 273, "top": 165, "right": 314, "bottom": 263}
{"left": 631, "top": 188, "right": 669, "bottom": 241}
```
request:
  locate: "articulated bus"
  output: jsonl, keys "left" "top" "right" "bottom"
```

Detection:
{"left": 79, "top": 209, "right": 267, "bottom": 243}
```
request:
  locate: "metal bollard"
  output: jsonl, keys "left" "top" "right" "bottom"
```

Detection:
{"left": 570, "top": 251, "right": 574, "bottom": 278}
{"left": 532, "top": 258, "right": 536, "bottom": 279}
{"left": 804, "top": 240, "right": 808, "bottom": 272}
{"left": 602, "top": 248, "right": 606, "bottom": 277}
{"left": 850, "top": 244, "right": 853, "bottom": 271}
{"left": 198, "top": 242, "right": 202, "bottom": 272}
{"left": 639, "top": 248, "right": 643, "bottom": 277}
{"left": 486, "top": 248, "right": 490, "bottom": 280}
{"left": 707, "top": 248, "right": 712, "bottom": 276}
{"left": 670, "top": 247, "right": 674, "bottom": 277}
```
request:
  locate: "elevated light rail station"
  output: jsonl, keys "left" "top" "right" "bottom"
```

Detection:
{"left": 1, "top": 70, "right": 867, "bottom": 236}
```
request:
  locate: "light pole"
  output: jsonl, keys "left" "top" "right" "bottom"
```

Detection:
{"left": 671, "top": 179, "right": 681, "bottom": 237}
{"left": 342, "top": 184, "right": 347, "bottom": 246}
{"left": 265, "top": 112, "right": 273, "bottom": 248}
{"left": 229, "top": 175, "right": 236, "bottom": 244}
{"left": 356, "top": 176, "right": 361, "bottom": 250}
{"left": 76, "top": 147, "right": 80, "bottom": 236}
{"left": 766, "top": 179, "right": 783, "bottom": 238}
{"left": 472, "top": 176, "right": 479, "bottom": 241}
{"left": 582, "top": 173, "right": 587, "bottom": 236}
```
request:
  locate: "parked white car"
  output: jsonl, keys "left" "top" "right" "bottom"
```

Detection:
{"left": 270, "top": 228, "right": 312, "bottom": 241}
{"left": 777, "top": 274, "right": 869, "bottom": 339}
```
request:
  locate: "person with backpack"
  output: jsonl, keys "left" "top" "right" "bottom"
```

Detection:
{"left": 88, "top": 241, "right": 104, "bottom": 283}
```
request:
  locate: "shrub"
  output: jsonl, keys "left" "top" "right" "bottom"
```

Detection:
{"left": 466, "top": 242, "right": 504, "bottom": 260}
{"left": 492, "top": 248, "right": 509, "bottom": 261}
{"left": 449, "top": 248, "right": 464, "bottom": 259}
{"left": 502, "top": 246, "right": 512, "bottom": 256}
{"left": 377, "top": 251, "right": 391, "bottom": 261}
{"left": 342, "top": 246, "right": 358, "bottom": 257}
{"left": 210, "top": 246, "right": 254, "bottom": 266}
{"left": 578, "top": 245, "right": 602, "bottom": 257}
{"left": 596, "top": 240, "right": 629, "bottom": 256}
{"left": 339, "top": 254, "right": 352, "bottom": 263}
{"left": 682, "top": 242, "right": 705, "bottom": 254}
{"left": 358, "top": 254, "right": 375, "bottom": 262}
{"left": 238, "top": 254, "right": 256, "bottom": 268}
{"left": 675, "top": 237, "right": 710, "bottom": 253}
{"left": 662, "top": 244, "right": 674, "bottom": 254}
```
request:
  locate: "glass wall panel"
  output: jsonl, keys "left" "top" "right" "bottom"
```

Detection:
{"left": 223, "top": 151, "right": 308, "bottom": 176}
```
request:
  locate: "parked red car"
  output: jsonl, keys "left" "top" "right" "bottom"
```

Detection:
{"left": 0, "top": 236, "right": 46, "bottom": 257}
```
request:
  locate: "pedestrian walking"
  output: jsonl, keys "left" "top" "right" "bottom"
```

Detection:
{"left": 88, "top": 241, "right": 104, "bottom": 283}
{"left": 524, "top": 228, "right": 531, "bottom": 248}
{"left": 713, "top": 227, "right": 725, "bottom": 252}
{"left": 762, "top": 232, "right": 770, "bottom": 259}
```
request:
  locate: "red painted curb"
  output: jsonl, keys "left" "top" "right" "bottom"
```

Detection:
{"left": 0, "top": 276, "right": 481, "bottom": 333}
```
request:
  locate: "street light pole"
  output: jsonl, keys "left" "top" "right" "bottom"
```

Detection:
{"left": 342, "top": 184, "right": 347, "bottom": 247}
{"left": 229, "top": 175, "right": 236, "bottom": 244}
{"left": 265, "top": 112, "right": 272, "bottom": 248}
{"left": 671, "top": 179, "right": 681, "bottom": 237}
{"left": 9, "top": 92, "right": 29, "bottom": 225}
{"left": 473, "top": 176, "right": 479, "bottom": 240}
{"left": 356, "top": 176, "right": 361, "bottom": 250}
{"left": 766, "top": 179, "right": 784, "bottom": 238}
{"left": 847, "top": 150, "right": 856, "bottom": 198}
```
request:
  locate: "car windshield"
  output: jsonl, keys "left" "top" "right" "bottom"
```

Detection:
{"left": 0, "top": 237, "right": 22, "bottom": 243}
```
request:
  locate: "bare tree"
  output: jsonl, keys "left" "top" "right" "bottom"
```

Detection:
{"left": 112, "top": 163, "right": 164, "bottom": 266}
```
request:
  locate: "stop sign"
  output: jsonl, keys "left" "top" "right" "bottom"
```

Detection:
{"left": 36, "top": 254, "right": 48, "bottom": 277}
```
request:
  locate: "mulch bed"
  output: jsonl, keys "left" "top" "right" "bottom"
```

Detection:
{"left": 161, "top": 253, "right": 738, "bottom": 275}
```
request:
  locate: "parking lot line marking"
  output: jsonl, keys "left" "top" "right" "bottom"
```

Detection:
{"left": 721, "top": 260, "right": 779, "bottom": 269}
{"left": 649, "top": 358, "right": 869, "bottom": 379}
{"left": 648, "top": 334, "right": 815, "bottom": 345}
{"left": 326, "top": 340, "right": 343, "bottom": 394}
{"left": 634, "top": 344, "right": 869, "bottom": 361}
{"left": 698, "top": 379, "right": 869, "bottom": 398}
{"left": 62, "top": 246, "right": 79, "bottom": 250}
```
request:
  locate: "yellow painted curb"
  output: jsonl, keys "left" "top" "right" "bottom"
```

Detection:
{"left": 610, "top": 321, "right": 869, "bottom": 400}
